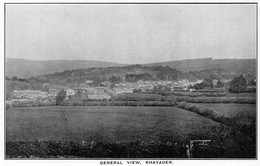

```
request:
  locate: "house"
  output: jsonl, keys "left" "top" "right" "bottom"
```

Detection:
{"left": 114, "top": 87, "right": 133, "bottom": 94}
{"left": 88, "top": 94, "right": 111, "bottom": 100}
{"left": 190, "top": 88, "right": 196, "bottom": 92}
{"left": 11, "top": 98, "right": 35, "bottom": 103}
{"left": 85, "top": 80, "right": 93, "bottom": 84}
{"left": 12, "top": 90, "right": 47, "bottom": 100}
{"left": 66, "top": 88, "right": 76, "bottom": 96}
{"left": 43, "top": 83, "right": 50, "bottom": 88}
{"left": 48, "top": 88, "right": 60, "bottom": 97}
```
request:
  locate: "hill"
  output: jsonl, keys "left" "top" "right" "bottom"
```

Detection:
{"left": 6, "top": 58, "right": 256, "bottom": 80}
{"left": 29, "top": 63, "right": 254, "bottom": 87}
{"left": 32, "top": 65, "right": 182, "bottom": 85}
{"left": 145, "top": 58, "right": 256, "bottom": 74}
{"left": 6, "top": 58, "right": 125, "bottom": 78}
{"left": 6, "top": 60, "right": 256, "bottom": 95}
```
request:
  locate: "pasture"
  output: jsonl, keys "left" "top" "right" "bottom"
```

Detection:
{"left": 6, "top": 106, "right": 222, "bottom": 143}
{"left": 195, "top": 103, "right": 256, "bottom": 117}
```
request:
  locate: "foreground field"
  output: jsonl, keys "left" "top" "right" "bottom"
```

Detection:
{"left": 6, "top": 106, "right": 222, "bottom": 143}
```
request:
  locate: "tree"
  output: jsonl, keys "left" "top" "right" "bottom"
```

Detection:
{"left": 55, "top": 90, "right": 67, "bottom": 105}
{"left": 248, "top": 78, "right": 256, "bottom": 86}
{"left": 11, "top": 76, "right": 18, "bottom": 81}
{"left": 133, "top": 89, "right": 141, "bottom": 93}
{"left": 66, "top": 78, "right": 72, "bottom": 84}
{"left": 9, "top": 82, "right": 17, "bottom": 92}
{"left": 109, "top": 76, "right": 121, "bottom": 84}
{"left": 78, "top": 77, "right": 85, "bottom": 84}
{"left": 216, "top": 79, "right": 224, "bottom": 88}
{"left": 202, "top": 78, "right": 214, "bottom": 88}
{"left": 229, "top": 74, "right": 247, "bottom": 93}
{"left": 156, "top": 66, "right": 179, "bottom": 80}
{"left": 194, "top": 79, "right": 213, "bottom": 90}
{"left": 194, "top": 83, "right": 204, "bottom": 90}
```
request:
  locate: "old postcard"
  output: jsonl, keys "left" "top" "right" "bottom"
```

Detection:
{"left": 3, "top": 2, "right": 258, "bottom": 166}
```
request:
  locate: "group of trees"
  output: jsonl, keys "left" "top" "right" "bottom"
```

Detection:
{"left": 6, "top": 76, "right": 29, "bottom": 83}
{"left": 216, "top": 79, "right": 224, "bottom": 88}
{"left": 194, "top": 79, "right": 214, "bottom": 90}
{"left": 109, "top": 76, "right": 122, "bottom": 84}
{"left": 193, "top": 74, "right": 253, "bottom": 93}
{"left": 248, "top": 79, "right": 256, "bottom": 86}
{"left": 125, "top": 73, "right": 153, "bottom": 82}
{"left": 229, "top": 74, "right": 247, "bottom": 93}
{"left": 55, "top": 90, "right": 66, "bottom": 105}
{"left": 156, "top": 66, "right": 181, "bottom": 80}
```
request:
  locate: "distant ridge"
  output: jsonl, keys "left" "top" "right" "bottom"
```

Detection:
{"left": 144, "top": 58, "right": 256, "bottom": 73}
{"left": 6, "top": 58, "right": 256, "bottom": 78}
{"left": 6, "top": 58, "right": 125, "bottom": 78}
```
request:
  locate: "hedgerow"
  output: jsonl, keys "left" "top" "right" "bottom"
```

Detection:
{"left": 176, "top": 96, "right": 255, "bottom": 104}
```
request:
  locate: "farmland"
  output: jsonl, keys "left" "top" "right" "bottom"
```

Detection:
{"left": 6, "top": 106, "right": 222, "bottom": 143}
{"left": 195, "top": 103, "right": 256, "bottom": 117}
{"left": 6, "top": 105, "right": 256, "bottom": 158}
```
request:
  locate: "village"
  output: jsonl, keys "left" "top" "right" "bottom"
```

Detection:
{"left": 7, "top": 78, "right": 232, "bottom": 106}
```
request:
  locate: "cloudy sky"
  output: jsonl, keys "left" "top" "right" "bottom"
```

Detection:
{"left": 6, "top": 4, "right": 256, "bottom": 64}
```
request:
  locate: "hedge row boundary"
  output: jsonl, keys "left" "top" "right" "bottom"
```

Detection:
{"left": 176, "top": 96, "right": 256, "bottom": 104}
{"left": 176, "top": 102, "right": 234, "bottom": 126}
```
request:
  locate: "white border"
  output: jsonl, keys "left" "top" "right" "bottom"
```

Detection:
{"left": 0, "top": 1, "right": 259, "bottom": 166}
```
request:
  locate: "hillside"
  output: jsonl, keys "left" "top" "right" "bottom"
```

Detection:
{"left": 6, "top": 58, "right": 125, "bottom": 78}
{"left": 6, "top": 58, "right": 256, "bottom": 81}
{"left": 28, "top": 63, "right": 254, "bottom": 87}
{"left": 5, "top": 80, "right": 32, "bottom": 99}
{"left": 145, "top": 58, "right": 256, "bottom": 75}
{"left": 32, "top": 65, "right": 178, "bottom": 85}
{"left": 6, "top": 60, "right": 256, "bottom": 95}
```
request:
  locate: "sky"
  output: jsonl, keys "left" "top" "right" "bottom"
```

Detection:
{"left": 6, "top": 4, "right": 257, "bottom": 64}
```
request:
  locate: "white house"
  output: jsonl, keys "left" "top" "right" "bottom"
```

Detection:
{"left": 66, "top": 88, "right": 76, "bottom": 96}
{"left": 12, "top": 90, "right": 47, "bottom": 99}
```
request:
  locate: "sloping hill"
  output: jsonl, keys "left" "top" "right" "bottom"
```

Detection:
{"left": 144, "top": 58, "right": 256, "bottom": 74}
{"left": 6, "top": 58, "right": 125, "bottom": 78}
{"left": 145, "top": 58, "right": 213, "bottom": 72}
{"left": 6, "top": 58, "right": 256, "bottom": 79}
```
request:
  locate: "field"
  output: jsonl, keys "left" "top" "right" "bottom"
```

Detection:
{"left": 226, "top": 93, "right": 256, "bottom": 98}
{"left": 195, "top": 103, "right": 256, "bottom": 117}
{"left": 6, "top": 106, "right": 222, "bottom": 143}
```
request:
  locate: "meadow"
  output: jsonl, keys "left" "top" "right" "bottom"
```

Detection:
{"left": 195, "top": 103, "right": 256, "bottom": 117}
{"left": 6, "top": 105, "right": 257, "bottom": 158}
{"left": 6, "top": 106, "right": 222, "bottom": 143}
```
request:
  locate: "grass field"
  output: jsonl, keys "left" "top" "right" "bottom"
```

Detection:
{"left": 226, "top": 93, "right": 256, "bottom": 98}
{"left": 6, "top": 106, "right": 222, "bottom": 143}
{"left": 195, "top": 103, "right": 256, "bottom": 117}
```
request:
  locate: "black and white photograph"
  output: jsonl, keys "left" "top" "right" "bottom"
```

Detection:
{"left": 3, "top": 2, "right": 258, "bottom": 162}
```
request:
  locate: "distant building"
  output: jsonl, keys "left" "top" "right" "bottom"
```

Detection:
{"left": 12, "top": 90, "right": 47, "bottom": 100}
{"left": 11, "top": 98, "right": 35, "bottom": 103}
{"left": 48, "top": 88, "right": 60, "bottom": 97}
{"left": 190, "top": 88, "right": 196, "bottom": 92}
{"left": 114, "top": 87, "right": 133, "bottom": 94}
{"left": 85, "top": 80, "right": 93, "bottom": 84}
{"left": 88, "top": 94, "right": 111, "bottom": 100}
{"left": 66, "top": 88, "right": 76, "bottom": 96}
{"left": 43, "top": 83, "right": 50, "bottom": 88}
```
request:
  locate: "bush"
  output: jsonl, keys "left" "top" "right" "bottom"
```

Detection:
{"left": 112, "top": 93, "right": 165, "bottom": 102}
{"left": 55, "top": 90, "right": 66, "bottom": 105}
{"left": 6, "top": 103, "right": 12, "bottom": 110}
{"left": 176, "top": 102, "right": 234, "bottom": 126}
{"left": 6, "top": 140, "right": 189, "bottom": 158}
{"left": 229, "top": 74, "right": 247, "bottom": 93}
